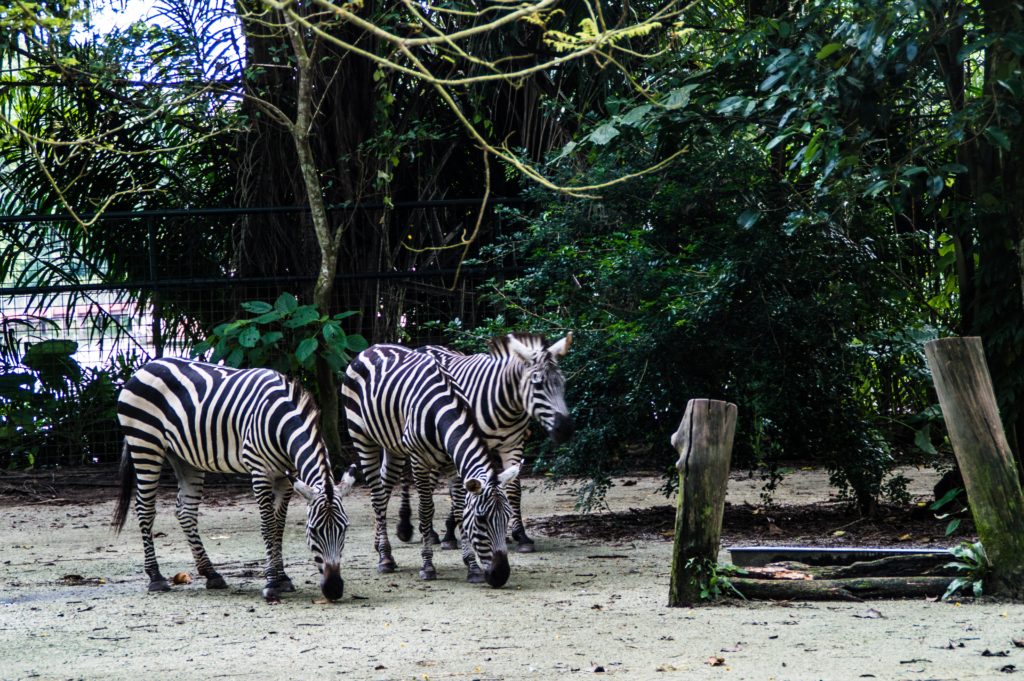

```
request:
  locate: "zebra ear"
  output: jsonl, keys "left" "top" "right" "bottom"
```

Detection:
{"left": 548, "top": 332, "right": 573, "bottom": 358}
{"left": 293, "top": 479, "right": 316, "bottom": 501}
{"left": 506, "top": 334, "right": 535, "bottom": 364}
{"left": 464, "top": 478, "right": 484, "bottom": 495}
{"left": 336, "top": 464, "right": 357, "bottom": 498}
{"left": 498, "top": 464, "right": 521, "bottom": 487}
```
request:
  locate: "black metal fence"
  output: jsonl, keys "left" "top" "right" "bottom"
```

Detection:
{"left": 1, "top": 199, "right": 522, "bottom": 468}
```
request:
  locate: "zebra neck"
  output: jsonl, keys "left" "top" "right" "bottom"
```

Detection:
{"left": 455, "top": 355, "right": 526, "bottom": 420}
{"left": 293, "top": 459, "right": 331, "bottom": 489}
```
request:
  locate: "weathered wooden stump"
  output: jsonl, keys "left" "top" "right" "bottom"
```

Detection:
{"left": 668, "top": 398, "right": 737, "bottom": 606}
{"left": 925, "top": 337, "right": 1024, "bottom": 599}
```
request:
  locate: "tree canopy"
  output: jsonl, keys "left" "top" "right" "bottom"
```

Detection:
{"left": 2, "top": 0, "right": 1023, "bottom": 512}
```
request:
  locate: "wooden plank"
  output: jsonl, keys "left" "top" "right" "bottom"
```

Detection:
{"left": 729, "top": 546, "right": 951, "bottom": 567}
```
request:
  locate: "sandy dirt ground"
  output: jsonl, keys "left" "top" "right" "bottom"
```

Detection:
{"left": 1, "top": 467, "right": 1022, "bottom": 681}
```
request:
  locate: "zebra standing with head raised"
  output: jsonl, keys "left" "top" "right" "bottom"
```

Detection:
{"left": 342, "top": 344, "right": 519, "bottom": 587}
{"left": 113, "top": 358, "right": 356, "bottom": 602}
{"left": 396, "top": 332, "right": 574, "bottom": 553}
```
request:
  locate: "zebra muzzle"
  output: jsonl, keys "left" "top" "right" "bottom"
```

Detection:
{"left": 321, "top": 564, "right": 344, "bottom": 601}
{"left": 484, "top": 551, "right": 510, "bottom": 588}
{"left": 548, "top": 413, "right": 575, "bottom": 445}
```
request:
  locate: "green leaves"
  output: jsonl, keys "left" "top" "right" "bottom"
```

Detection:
{"left": 191, "top": 293, "right": 367, "bottom": 379}
{"left": 737, "top": 209, "right": 761, "bottom": 230}
{"left": 984, "top": 126, "right": 1011, "bottom": 151}
{"left": 589, "top": 123, "right": 621, "bottom": 146}
{"left": 943, "top": 541, "right": 989, "bottom": 601}
{"left": 815, "top": 43, "right": 842, "bottom": 60}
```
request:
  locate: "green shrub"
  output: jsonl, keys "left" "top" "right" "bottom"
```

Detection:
{"left": 191, "top": 292, "right": 368, "bottom": 390}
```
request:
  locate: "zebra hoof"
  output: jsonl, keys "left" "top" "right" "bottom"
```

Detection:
{"left": 516, "top": 539, "right": 537, "bottom": 554}
{"left": 377, "top": 560, "right": 397, "bottom": 574}
{"left": 396, "top": 520, "right": 414, "bottom": 543}
{"left": 205, "top": 574, "right": 228, "bottom": 589}
{"left": 440, "top": 539, "right": 459, "bottom": 551}
{"left": 426, "top": 529, "right": 441, "bottom": 546}
{"left": 147, "top": 578, "right": 171, "bottom": 592}
{"left": 277, "top": 576, "right": 295, "bottom": 593}
{"left": 466, "top": 569, "right": 486, "bottom": 584}
{"left": 262, "top": 585, "right": 282, "bottom": 603}
{"left": 418, "top": 568, "right": 437, "bottom": 581}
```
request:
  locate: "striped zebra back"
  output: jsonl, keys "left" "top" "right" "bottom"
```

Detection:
{"left": 342, "top": 344, "right": 497, "bottom": 483}
{"left": 118, "top": 357, "right": 329, "bottom": 481}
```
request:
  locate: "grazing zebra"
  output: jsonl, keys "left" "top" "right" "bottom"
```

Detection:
{"left": 112, "top": 358, "right": 356, "bottom": 602}
{"left": 396, "top": 332, "right": 574, "bottom": 553}
{"left": 342, "top": 344, "right": 518, "bottom": 587}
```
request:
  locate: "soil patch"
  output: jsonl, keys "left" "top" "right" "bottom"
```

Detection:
{"left": 532, "top": 501, "right": 976, "bottom": 549}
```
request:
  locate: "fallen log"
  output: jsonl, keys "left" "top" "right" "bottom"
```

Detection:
{"left": 730, "top": 576, "right": 952, "bottom": 601}
{"left": 751, "top": 553, "right": 958, "bottom": 579}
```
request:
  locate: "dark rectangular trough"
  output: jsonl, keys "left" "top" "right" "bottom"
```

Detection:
{"left": 728, "top": 546, "right": 952, "bottom": 567}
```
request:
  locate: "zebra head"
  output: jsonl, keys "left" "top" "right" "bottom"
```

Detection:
{"left": 462, "top": 464, "right": 520, "bottom": 588}
{"left": 505, "top": 332, "right": 575, "bottom": 445}
{"left": 293, "top": 464, "right": 357, "bottom": 601}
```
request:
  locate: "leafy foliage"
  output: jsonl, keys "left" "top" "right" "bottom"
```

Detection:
{"left": 191, "top": 292, "right": 368, "bottom": 392}
{"left": 0, "top": 340, "right": 139, "bottom": 469}
{"left": 943, "top": 541, "right": 989, "bottom": 601}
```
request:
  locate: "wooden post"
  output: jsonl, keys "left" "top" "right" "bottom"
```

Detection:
{"left": 925, "top": 337, "right": 1024, "bottom": 599}
{"left": 668, "top": 398, "right": 738, "bottom": 606}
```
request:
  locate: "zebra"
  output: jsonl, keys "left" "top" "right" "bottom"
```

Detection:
{"left": 341, "top": 343, "right": 519, "bottom": 588}
{"left": 112, "top": 357, "right": 356, "bottom": 602}
{"left": 396, "top": 332, "right": 574, "bottom": 553}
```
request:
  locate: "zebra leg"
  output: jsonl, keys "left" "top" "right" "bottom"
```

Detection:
{"left": 132, "top": 452, "right": 171, "bottom": 592}
{"left": 398, "top": 469, "right": 440, "bottom": 545}
{"left": 360, "top": 445, "right": 398, "bottom": 573}
{"left": 507, "top": 475, "right": 536, "bottom": 553}
{"left": 251, "top": 472, "right": 288, "bottom": 600}
{"left": 396, "top": 478, "right": 414, "bottom": 543}
{"left": 271, "top": 476, "right": 295, "bottom": 593}
{"left": 457, "top": 520, "right": 486, "bottom": 585}
{"left": 415, "top": 467, "right": 440, "bottom": 580}
{"left": 448, "top": 486, "right": 483, "bottom": 583}
{"left": 440, "top": 481, "right": 462, "bottom": 550}
{"left": 167, "top": 457, "right": 226, "bottom": 589}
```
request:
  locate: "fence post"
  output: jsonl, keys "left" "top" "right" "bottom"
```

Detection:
{"left": 924, "top": 337, "right": 1024, "bottom": 599}
{"left": 668, "top": 398, "right": 738, "bottom": 606}
{"left": 146, "top": 217, "right": 163, "bottom": 358}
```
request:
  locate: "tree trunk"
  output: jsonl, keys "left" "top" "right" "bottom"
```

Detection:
{"left": 925, "top": 337, "right": 1024, "bottom": 599}
{"left": 668, "top": 399, "right": 738, "bottom": 606}
{"left": 284, "top": 15, "right": 348, "bottom": 466}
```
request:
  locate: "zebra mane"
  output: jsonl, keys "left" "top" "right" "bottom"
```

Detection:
{"left": 487, "top": 332, "right": 547, "bottom": 358}
{"left": 429, "top": 356, "right": 502, "bottom": 476}
{"left": 286, "top": 377, "right": 334, "bottom": 501}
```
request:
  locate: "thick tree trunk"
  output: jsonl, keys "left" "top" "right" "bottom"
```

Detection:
{"left": 668, "top": 399, "right": 738, "bottom": 606}
{"left": 925, "top": 337, "right": 1024, "bottom": 599}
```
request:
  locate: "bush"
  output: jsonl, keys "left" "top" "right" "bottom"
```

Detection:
{"left": 0, "top": 340, "right": 138, "bottom": 469}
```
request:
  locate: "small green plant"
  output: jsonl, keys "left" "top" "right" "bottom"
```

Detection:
{"left": 931, "top": 486, "right": 966, "bottom": 536}
{"left": 191, "top": 292, "right": 368, "bottom": 381}
{"left": 943, "top": 541, "right": 988, "bottom": 601}
{"left": 685, "top": 557, "right": 747, "bottom": 601}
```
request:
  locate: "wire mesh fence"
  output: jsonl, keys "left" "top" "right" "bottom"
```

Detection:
{"left": 1, "top": 200, "right": 520, "bottom": 469}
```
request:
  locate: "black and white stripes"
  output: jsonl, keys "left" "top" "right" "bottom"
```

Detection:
{"left": 113, "top": 358, "right": 355, "bottom": 602}
{"left": 402, "top": 332, "right": 575, "bottom": 552}
{"left": 342, "top": 344, "right": 518, "bottom": 587}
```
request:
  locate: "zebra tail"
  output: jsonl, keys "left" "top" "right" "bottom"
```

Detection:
{"left": 112, "top": 442, "right": 135, "bottom": 534}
